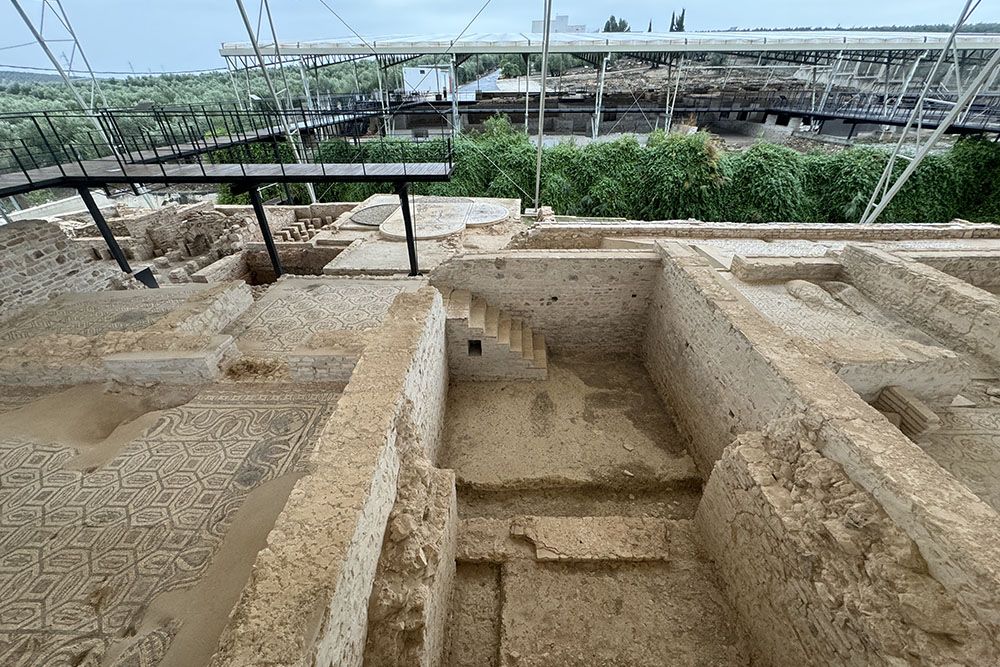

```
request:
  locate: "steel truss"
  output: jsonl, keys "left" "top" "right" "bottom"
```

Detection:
{"left": 860, "top": 0, "right": 1000, "bottom": 223}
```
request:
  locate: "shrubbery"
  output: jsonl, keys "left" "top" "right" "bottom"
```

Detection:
{"left": 235, "top": 115, "right": 1000, "bottom": 224}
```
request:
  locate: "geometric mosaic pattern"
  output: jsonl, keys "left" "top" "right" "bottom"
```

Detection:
{"left": 227, "top": 279, "right": 415, "bottom": 354}
{"left": 0, "top": 384, "right": 339, "bottom": 666}
{"left": 917, "top": 407, "right": 1000, "bottom": 514}
{"left": 0, "top": 287, "right": 206, "bottom": 343}
{"left": 731, "top": 279, "right": 941, "bottom": 346}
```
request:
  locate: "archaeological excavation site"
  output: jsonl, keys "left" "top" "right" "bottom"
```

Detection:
{"left": 2, "top": 192, "right": 1000, "bottom": 666}
{"left": 4, "top": 2, "right": 1000, "bottom": 665}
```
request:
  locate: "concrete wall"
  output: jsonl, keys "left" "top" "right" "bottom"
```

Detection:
{"left": 0, "top": 219, "right": 118, "bottom": 318}
{"left": 644, "top": 241, "right": 1000, "bottom": 663}
{"left": 212, "top": 287, "right": 448, "bottom": 667}
{"left": 842, "top": 244, "right": 1000, "bottom": 365}
{"left": 430, "top": 250, "right": 660, "bottom": 355}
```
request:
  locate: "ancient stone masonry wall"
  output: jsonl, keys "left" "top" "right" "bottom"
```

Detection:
{"left": 429, "top": 251, "right": 659, "bottom": 355}
{"left": 513, "top": 220, "right": 1000, "bottom": 250}
{"left": 644, "top": 240, "right": 1000, "bottom": 656}
{"left": 0, "top": 283, "right": 250, "bottom": 386}
{"left": 0, "top": 219, "right": 117, "bottom": 318}
{"left": 841, "top": 244, "right": 1000, "bottom": 365}
{"left": 364, "top": 440, "right": 457, "bottom": 667}
{"left": 212, "top": 288, "right": 448, "bottom": 667}
{"left": 906, "top": 251, "right": 1000, "bottom": 292}
{"left": 643, "top": 242, "right": 799, "bottom": 475}
{"left": 697, "top": 418, "right": 1000, "bottom": 666}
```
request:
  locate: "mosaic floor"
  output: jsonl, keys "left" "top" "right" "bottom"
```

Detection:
{"left": 0, "top": 383, "right": 341, "bottom": 667}
{"left": 917, "top": 406, "right": 1000, "bottom": 513}
{"left": 729, "top": 277, "right": 942, "bottom": 347}
{"left": 0, "top": 287, "right": 207, "bottom": 343}
{"left": 225, "top": 278, "right": 418, "bottom": 354}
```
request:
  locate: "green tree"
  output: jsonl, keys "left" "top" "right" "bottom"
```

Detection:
{"left": 670, "top": 9, "right": 686, "bottom": 32}
{"left": 602, "top": 15, "right": 630, "bottom": 32}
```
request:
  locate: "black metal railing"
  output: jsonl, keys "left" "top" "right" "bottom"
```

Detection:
{"left": 0, "top": 99, "right": 453, "bottom": 188}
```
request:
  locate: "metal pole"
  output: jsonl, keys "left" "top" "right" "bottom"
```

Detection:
{"left": 593, "top": 54, "right": 609, "bottom": 140}
{"left": 532, "top": 0, "right": 554, "bottom": 212}
{"left": 235, "top": 0, "right": 317, "bottom": 203}
{"left": 226, "top": 59, "right": 246, "bottom": 110}
{"left": 861, "top": 47, "right": 1000, "bottom": 224}
{"left": 79, "top": 187, "right": 132, "bottom": 275}
{"left": 818, "top": 51, "right": 844, "bottom": 111}
{"left": 299, "top": 61, "right": 315, "bottom": 111}
{"left": 524, "top": 55, "right": 531, "bottom": 133}
{"left": 450, "top": 54, "right": 460, "bottom": 134}
{"left": 262, "top": 0, "right": 294, "bottom": 109}
{"left": 249, "top": 186, "right": 284, "bottom": 278}
{"left": 51, "top": 0, "right": 108, "bottom": 107}
{"left": 10, "top": 0, "right": 110, "bottom": 146}
{"left": 376, "top": 60, "right": 389, "bottom": 136}
{"left": 892, "top": 51, "right": 928, "bottom": 115}
{"left": 666, "top": 58, "right": 685, "bottom": 133}
{"left": 395, "top": 182, "right": 419, "bottom": 276}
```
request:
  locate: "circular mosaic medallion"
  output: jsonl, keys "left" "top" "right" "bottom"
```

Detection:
{"left": 349, "top": 203, "right": 398, "bottom": 227}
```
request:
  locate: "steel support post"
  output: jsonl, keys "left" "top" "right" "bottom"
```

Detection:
{"left": 861, "top": 47, "right": 1000, "bottom": 224}
{"left": 450, "top": 54, "right": 461, "bottom": 134}
{"left": 523, "top": 55, "right": 531, "bottom": 133}
{"left": 592, "top": 54, "right": 609, "bottom": 140}
{"left": 235, "top": 0, "right": 317, "bottom": 203}
{"left": 395, "top": 182, "right": 419, "bottom": 276}
{"left": 818, "top": 51, "right": 844, "bottom": 111}
{"left": 376, "top": 61, "right": 389, "bottom": 136}
{"left": 248, "top": 186, "right": 284, "bottom": 278}
{"left": 532, "top": 0, "right": 554, "bottom": 211}
{"left": 79, "top": 187, "right": 159, "bottom": 288}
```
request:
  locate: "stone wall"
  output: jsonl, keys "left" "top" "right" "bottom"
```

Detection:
{"left": 245, "top": 244, "right": 343, "bottom": 282}
{"left": 514, "top": 220, "right": 1000, "bottom": 250}
{"left": 644, "top": 241, "right": 1000, "bottom": 661}
{"left": 212, "top": 287, "right": 448, "bottom": 667}
{"left": 905, "top": 250, "right": 1000, "bottom": 292}
{"left": 697, "top": 419, "right": 999, "bottom": 666}
{"left": 430, "top": 250, "right": 660, "bottom": 355}
{"left": 842, "top": 244, "right": 1000, "bottom": 365}
{"left": 643, "top": 242, "right": 796, "bottom": 474}
{"left": 0, "top": 219, "right": 119, "bottom": 319}
{"left": 364, "top": 442, "right": 457, "bottom": 667}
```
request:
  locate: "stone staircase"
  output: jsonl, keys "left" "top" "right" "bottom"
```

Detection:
{"left": 441, "top": 288, "right": 547, "bottom": 380}
{"left": 275, "top": 216, "right": 336, "bottom": 242}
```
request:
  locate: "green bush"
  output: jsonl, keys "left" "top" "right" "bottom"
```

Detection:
{"left": 723, "top": 143, "right": 806, "bottom": 222}
{"left": 303, "top": 125, "right": 1000, "bottom": 225}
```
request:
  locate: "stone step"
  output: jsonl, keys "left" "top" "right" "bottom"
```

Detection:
{"left": 469, "top": 296, "right": 487, "bottom": 331}
{"left": 456, "top": 516, "right": 702, "bottom": 563}
{"left": 532, "top": 333, "right": 547, "bottom": 369}
{"left": 484, "top": 305, "right": 500, "bottom": 338}
{"left": 498, "top": 313, "right": 512, "bottom": 346}
{"left": 509, "top": 318, "right": 523, "bottom": 353}
{"left": 521, "top": 324, "right": 534, "bottom": 360}
{"left": 447, "top": 289, "right": 472, "bottom": 320}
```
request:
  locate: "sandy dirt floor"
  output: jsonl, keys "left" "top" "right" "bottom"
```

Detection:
{"left": 441, "top": 358, "right": 698, "bottom": 492}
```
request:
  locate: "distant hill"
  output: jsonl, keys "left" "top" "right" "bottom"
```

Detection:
{"left": 728, "top": 22, "right": 1000, "bottom": 33}
{"left": 0, "top": 69, "right": 65, "bottom": 85}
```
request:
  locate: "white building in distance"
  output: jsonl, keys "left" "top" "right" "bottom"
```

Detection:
{"left": 531, "top": 15, "right": 586, "bottom": 33}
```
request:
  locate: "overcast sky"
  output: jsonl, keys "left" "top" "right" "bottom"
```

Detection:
{"left": 0, "top": 0, "right": 997, "bottom": 74}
